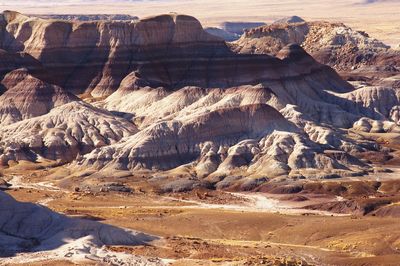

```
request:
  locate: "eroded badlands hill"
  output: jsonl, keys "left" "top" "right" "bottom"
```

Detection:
{"left": 0, "top": 11, "right": 399, "bottom": 190}
{"left": 233, "top": 19, "right": 400, "bottom": 99}
{"left": 233, "top": 20, "right": 398, "bottom": 72}
{"left": 0, "top": 68, "right": 79, "bottom": 125}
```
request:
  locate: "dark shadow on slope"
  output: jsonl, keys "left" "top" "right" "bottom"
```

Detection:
{"left": 0, "top": 191, "right": 158, "bottom": 258}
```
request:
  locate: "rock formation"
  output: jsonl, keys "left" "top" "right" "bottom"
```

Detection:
{"left": 0, "top": 69, "right": 79, "bottom": 125}
{"left": 76, "top": 102, "right": 370, "bottom": 181}
{"left": 353, "top": 117, "right": 400, "bottom": 133}
{"left": 232, "top": 18, "right": 400, "bottom": 128}
{"left": 0, "top": 49, "right": 42, "bottom": 94}
{"left": 0, "top": 11, "right": 397, "bottom": 188}
{"left": 76, "top": 104, "right": 295, "bottom": 170}
{"left": 0, "top": 11, "right": 225, "bottom": 97}
{"left": 0, "top": 101, "right": 137, "bottom": 165}
{"left": 233, "top": 20, "right": 397, "bottom": 72}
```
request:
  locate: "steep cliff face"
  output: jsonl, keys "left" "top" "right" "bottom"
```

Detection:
{"left": 233, "top": 20, "right": 398, "bottom": 72}
{"left": 0, "top": 101, "right": 137, "bottom": 165}
{"left": 0, "top": 69, "right": 79, "bottom": 125}
{"left": 232, "top": 19, "right": 400, "bottom": 91}
{"left": 0, "top": 11, "right": 227, "bottom": 96}
{"left": 77, "top": 104, "right": 294, "bottom": 170}
{"left": 0, "top": 11, "right": 355, "bottom": 100}
{"left": 231, "top": 20, "right": 400, "bottom": 126}
{"left": 76, "top": 103, "right": 369, "bottom": 179}
{"left": 0, "top": 12, "right": 393, "bottom": 186}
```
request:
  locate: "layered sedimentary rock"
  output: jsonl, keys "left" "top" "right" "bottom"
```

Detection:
{"left": 102, "top": 43, "right": 356, "bottom": 129}
{"left": 0, "top": 11, "right": 352, "bottom": 100}
{"left": 0, "top": 101, "right": 137, "bottom": 165}
{"left": 0, "top": 69, "right": 78, "bottom": 125}
{"left": 104, "top": 85, "right": 283, "bottom": 129}
{"left": 233, "top": 20, "right": 397, "bottom": 72}
{"left": 77, "top": 104, "right": 294, "bottom": 170}
{"left": 0, "top": 49, "right": 41, "bottom": 94}
{"left": 232, "top": 19, "right": 400, "bottom": 124}
{"left": 326, "top": 85, "right": 400, "bottom": 120}
{"left": 0, "top": 11, "right": 226, "bottom": 97}
{"left": 76, "top": 102, "right": 371, "bottom": 180}
{"left": 1, "top": 10, "right": 372, "bottom": 133}
{"left": 0, "top": 11, "right": 395, "bottom": 185}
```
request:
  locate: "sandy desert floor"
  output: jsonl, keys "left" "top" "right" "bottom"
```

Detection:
{"left": 1, "top": 129, "right": 400, "bottom": 265}
{"left": 3, "top": 170, "right": 400, "bottom": 264}
{"left": 3, "top": 184, "right": 400, "bottom": 265}
{"left": 2, "top": 0, "right": 400, "bottom": 48}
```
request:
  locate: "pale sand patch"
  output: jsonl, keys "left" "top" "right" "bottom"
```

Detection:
{"left": 163, "top": 192, "right": 348, "bottom": 216}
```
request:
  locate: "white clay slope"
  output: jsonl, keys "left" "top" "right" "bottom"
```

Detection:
{"left": 0, "top": 101, "right": 137, "bottom": 165}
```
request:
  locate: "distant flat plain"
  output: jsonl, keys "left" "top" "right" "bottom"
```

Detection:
{"left": 2, "top": 0, "right": 400, "bottom": 47}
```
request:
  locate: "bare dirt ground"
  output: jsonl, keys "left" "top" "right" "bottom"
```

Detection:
{"left": 3, "top": 171, "right": 400, "bottom": 265}
{"left": 2, "top": 127, "right": 400, "bottom": 265}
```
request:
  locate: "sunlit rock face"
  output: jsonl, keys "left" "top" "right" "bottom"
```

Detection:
{"left": 233, "top": 20, "right": 394, "bottom": 70}
{"left": 0, "top": 11, "right": 396, "bottom": 185}
{"left": 0, "top": 11, "right": 353, "bottom": 98}
{"left": 0, "top": 11, "right": 227, "bottom": 96}
{"left": 0, "top": 101, "right": 138, "bottom": 164}
{"left": 75, "top": 104, "right": 295, "bottom": 170}
{"left": 0, "top": 49, "right": 42, "bottom": 94}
